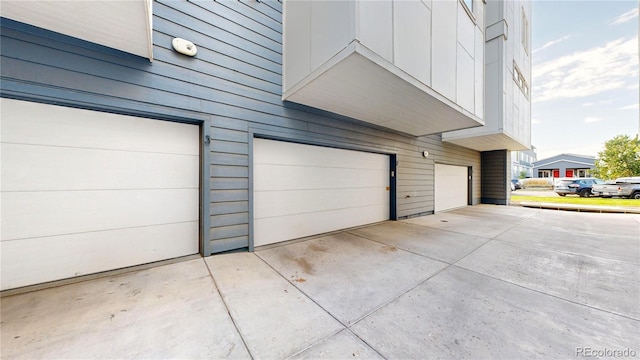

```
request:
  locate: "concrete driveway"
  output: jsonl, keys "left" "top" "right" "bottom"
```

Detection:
{"left": 2, "top": 205, "right": 639, "bottom": 359}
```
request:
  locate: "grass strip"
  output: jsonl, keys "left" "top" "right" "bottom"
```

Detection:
{"left": 511, "top": 195, "right": 640, "bottom": 207}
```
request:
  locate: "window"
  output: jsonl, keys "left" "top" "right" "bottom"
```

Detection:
{"left": 513, "top": 61, "right": 530, "bottom": 99}
{"left": 539, "top": 170, "right": 552, "bottom": 178}
{"left": 521, "top": 7, "right": 529, "bottom": 54}
{"left": 463, "top": 0, "right": 473, "bottom": 12}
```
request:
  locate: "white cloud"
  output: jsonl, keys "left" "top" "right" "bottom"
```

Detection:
{"left": 618, "top": 104, "right": 639, "bottom": 110}
{"left": 532, "top": 35, "right": 571, "bottom": 54}
{"left": 627, "top": 83, "right": 640, "bottom": 90}
{"left": 533, "top": 36, "right": 639, "bottom": 103}
{"left": 584, "top": 117, "right": 602, "bottom": 123}
{"left": 582, "top": 100, "right": 613, "bottom": 107}
{"left": 532, "top": 118, "right": 541, "bottom": 124}
{"left": 609, "top": 7, "right": 639, "bottom": 25}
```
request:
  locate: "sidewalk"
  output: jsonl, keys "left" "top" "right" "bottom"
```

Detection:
{"left": 514, "top": 201, "right": 640, "bottom": 214}
{"left": 2, "top": 205, "right": 638, "bottom": 359}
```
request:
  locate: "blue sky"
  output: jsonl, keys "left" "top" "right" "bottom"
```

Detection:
{"left": 531, "top": 0, "right": 639, "bottom": 160}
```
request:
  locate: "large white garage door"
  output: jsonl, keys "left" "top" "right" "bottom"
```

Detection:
{"left": 435, "top": 164, "right": 468, "bottom": 212}
{"left": 1, "top": 99, "right": 200, "bottom": 290}
{"left": 253, "top": 139, "right": 390, "bottom": 247}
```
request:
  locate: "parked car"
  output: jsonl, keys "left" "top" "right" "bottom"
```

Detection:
{"left": 510, "top": 179, "right": 522, "bottom": 191}
{"left": 554, "top": 178, "right": 604, "bottom": 197}
{"left": 591, "top": 177, "right": 640, "bottom": 199}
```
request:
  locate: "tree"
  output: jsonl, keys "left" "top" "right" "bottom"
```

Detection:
{"left": 592, "top": 135, "right": 640, "bottom": 180}
{"left": 519, "top": 170, "right": 528, "bottom": 179}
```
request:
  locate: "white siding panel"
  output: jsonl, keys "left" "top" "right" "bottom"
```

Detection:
{"left": 456, "top": 44, "right": 475, "bottom": 113}
{"left": 253, "top": 139, "right": 389, "bottom": 247}
{"left": 431, "top": 0, "right": 457, "bottom": 102}
{"left": 393, "top": 0, "right": 431, "bottom": 85}
{"left": 435, "top": 164, "right": 467, "bottom": 212}
{"left": 310, "top": 1, "right": 353, "bottom": 70}
{"left": 283, "top": 0, "right": 311, "bottom": 90}
{"left": 357, "top": 0, "right": 392, "bottom": 62}
{"left": 1, "top": 222, "right": 199, "bottom": 290}
{"left": 457, "top": 2, "right": 475, "bottom": 56}
{"left": 474, "top": 28, "right": 484, "bottom": 118}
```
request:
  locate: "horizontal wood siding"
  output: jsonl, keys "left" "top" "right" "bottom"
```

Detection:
{"left": 0, "top": 0, "right": 481, "bottom": 254}
{"left": 481, "top": 150, "right": 508, "bottom": 205}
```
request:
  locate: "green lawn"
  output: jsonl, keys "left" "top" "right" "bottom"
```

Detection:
{"left": 511, "top": 195, "right": 640, "bottom": 207}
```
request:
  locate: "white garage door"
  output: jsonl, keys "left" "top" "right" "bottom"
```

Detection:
{"left": 1, "top": 99, "right": 200, "bottom": 290}
{"left": 435, "top": 164, "right": 468, "bottom": 212}
{"left": 253, "top": 139, "right": 390, "bottom": 247}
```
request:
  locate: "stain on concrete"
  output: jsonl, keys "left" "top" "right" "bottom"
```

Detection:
{"left": 381, "top": 245, "right": 397, "bottom": 253}
{"left": 308, "top": 242, "right": 328, "bottom": 252}
{"left": 293, "top": 278, "right": 307, "bottom": 283}
{"left": 294, "top": 257, "right": 315, "bottom": 274}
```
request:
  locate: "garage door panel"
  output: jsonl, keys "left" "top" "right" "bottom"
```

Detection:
{"left": 1, "top": 99, "right": 200, "bottom": 291}
{"left": 435, "top": 164, "right": 468, "bottom": 212}
{"left": 2, "top": 189, "right": 199, "bottom": 241}
{"left": 254, "top": 205, "right": 389, "bottom": 247}
{"left": 1, "top": 221, "right": 199, "bottom": 290}
{"left": 254, "top": 164, "right": 388, "bottom": 191}
{"left": 2, "top": 143, "right": 199, "bottom": 191}
{"left": 253, "top": 139, "right": 390, "bottom": 246}
{"left": 1, "top": 99, "right": 199, "bottom": 155}
{"left": 254, "top": 187, "right": 390, "bottom": 218}
{"left": 254, "top": 139, "right": 388, "bottom": 170}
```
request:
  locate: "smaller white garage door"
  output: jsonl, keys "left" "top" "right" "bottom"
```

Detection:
{"left": 1, "top": 99, "right": 200, "bottom": 290}
{"left": 435, "top": 164, "right": 468, "bottom": 212}
{"left": 253, "top": 139, "right": 390, "bottom": 247}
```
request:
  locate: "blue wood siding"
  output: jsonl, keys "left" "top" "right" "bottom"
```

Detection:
{"left": 0, "top": 0, "right": 481, "bottom": 254}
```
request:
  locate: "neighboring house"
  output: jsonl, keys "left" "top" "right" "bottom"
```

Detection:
{"left": 0, "top": 0, "right": 531, "bottom": 291}
{"left": 511, "top": 146, "right": 537, "bottom": 179}
{"left": 533, "top": 154, "right": 596, "bottom": 179}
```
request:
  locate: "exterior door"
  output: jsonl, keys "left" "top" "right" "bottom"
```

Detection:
{"left": 435, "top": 164, "right": 468, "bottom": 212}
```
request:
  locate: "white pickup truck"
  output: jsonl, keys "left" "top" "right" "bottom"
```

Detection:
{"left": 591, "top": 177, "right": 640, "bottom": 199}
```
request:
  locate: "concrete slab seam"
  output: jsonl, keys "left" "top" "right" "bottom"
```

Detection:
{"left": 490, "top": 237, "right": 640, "bottom": 267}
{"left": 449, "top": 211, "right": 541, "bottom": 266}
{"left": 344, "top": 230, "right": 469, "bottom": 265}
{"left": 345, "top": 259, "right": 462, "bottom": 330}
{"left": 252, "top": 252, "right": 388, "bottom": 360}
{"left": 200, "top": 257, "right": 255, "bottom": 359}
{"left": 450, "top": 264, "right": 640, "bottom": 322}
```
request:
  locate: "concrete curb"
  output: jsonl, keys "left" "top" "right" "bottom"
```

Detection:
{"left": 513, "top": 202, "right": 640, "bottom": 214}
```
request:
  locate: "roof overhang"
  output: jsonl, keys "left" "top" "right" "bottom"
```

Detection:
{"left": 283, "top": 42, "right": 484, "bottom": 137}
{"left": 0, "top": 0, "right": 153, "bottom": 60}
{"left": 442, "top": 131, "right": 530, "bottom": 152}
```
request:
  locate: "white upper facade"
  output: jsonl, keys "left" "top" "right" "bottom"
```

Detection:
{"left": 443, "top": 0, "right": 532, "bottom": 151}
{"left": 282, "top": 0, "right": 486, "bottom": 136}
{"left": 0, "top": 0, "right": 153, "bottom": 60}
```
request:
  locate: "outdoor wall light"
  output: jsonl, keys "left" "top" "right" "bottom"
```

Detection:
{"left": 422, "top": 151, "right": 429, "bottom": 158}
{"left": 172, "top": 38, "right": 197, "bottom": 57}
